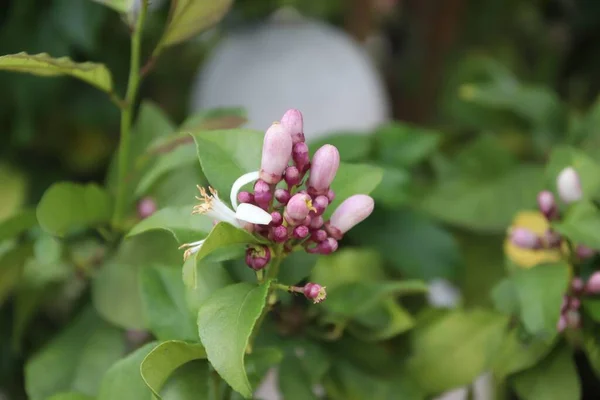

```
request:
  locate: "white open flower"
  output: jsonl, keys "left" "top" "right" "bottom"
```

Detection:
{"left": 179, "top": 172, "right": 270, "bottom": 260}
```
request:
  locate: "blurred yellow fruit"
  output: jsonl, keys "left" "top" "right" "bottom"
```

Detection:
{"left": 504, "top": 211, "right": 564, "bottom": 268}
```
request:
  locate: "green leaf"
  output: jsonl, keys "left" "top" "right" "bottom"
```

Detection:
{"left": 583, "top": 298, "right": 600, "bottom": 321}
{"left": 0, "top": 164, "right": 27, "bottom": 220}
{"left": 513, "top": 262, "right": 569, "bottom": 338}
{"left": 0, "top": 52, "right": 113, "bottom": 93}
{"left": 492, "top": 328, "right": 555, "bottom": 380}
{"left": 141, "top": 340, "right": 207, "bottom": 398}
{"left": 140, "top": 265, "right": 197, "bottom": 341}
{"left": 161, "top": 361, "right": 209, "bottom": 399}
{"left": 311, "top": 248, "right": 386, "bottom": 290}
{"left": 408, "top": 310, "right": 507, "bottom": 395}
{"left": 37, "top": 182, "right": 112, "bottom": 236}
{"left": 325, "top": 280, "right": 428, "bottom": 317}
{"left": 135, "top": 145, "right": 198, "bottom": 197}
{"left": 47, "top": 393, "right": 94, "bottom": 400}
{"left": 97, "top": 342, "right": 158, "bottom": 400}
{"left": 369, "top": 167, "right": 412, "bottom": 208}
{"left": 194, "top": 222, "right": 264, "bottom": 266}
{"left": 512, "top": 345, "right": 580, "bottom": 400}
{"left": 349, "top": 299, "right": 415, "bottom": 341}
{"left": 374, "top": 122, "right": 440, "bottom": 168}
{"left": 545, "top": 146, "right": 600, "bottom": 198}
{"left": 491, "top": 278, "right": 519, "bottom": 315}
{"left": 0, "top": 208, "right": 37, "bottom": 242}
{"left": 185, "top": 259, "right": 233, "bottom": 312}
{"left": 279, "top": 354, "right": 318, "bottom": 400}
{"left": 554, "top": 202, "right": 600, "bottom": 249}
{"left": 583, "top": 332, "right": 600, "bottom": 379}
{"left": 192, "top": 129, "right": 263, "bottom": 201}
{"left": 309, "top": 133, "right": 372, "bottom": 163}
{"left": 160, "top": 0, "right": 234, "bottom": 47}
{"left": 0, "top": 244, "right": 32, "bottom": 306}
{"left": 422, "top": 165, "right": 544, "bottom": 232}
{"left": 197, "top": 282, "right": 271, "bottom": 398}
{"left": 91, "top": 0, "right": 133, "bottom": 13}
{"left": 180, "top": 107, "right": 247, "bottom": 131}
{"left": 325, "top": 162, "right": 383, "bottom": 218}
{"left": 25, "top": 308, "right": 125, "bottom": 400}
{"left": 127, "top": 205, "right": 213, "bottom": 245}
{"left": 245, "top": 347, "right": 283, "bottom": 388}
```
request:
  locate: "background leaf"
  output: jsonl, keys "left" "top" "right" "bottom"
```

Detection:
{"left": 325, "top": 162, "right": 383, "bottom": 218}
{"left": 554, "top": 202, "right": 600, "bottom": 250}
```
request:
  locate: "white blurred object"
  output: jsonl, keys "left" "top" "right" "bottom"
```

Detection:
{"left": 427, "top": 279, "right": 462, "bottom": 308}
{"left": 190, "top": 8, "right": 390, "bottom": 140}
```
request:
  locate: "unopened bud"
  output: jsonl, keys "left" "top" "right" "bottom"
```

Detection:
{"left": 260, "top": 122, "right": 293, "bottom": 184}
{"left": 310, "top": 215, "right": 324, "bottom": 230}
{"left": 237, "top": 191, "right": 254, "bottom": 204}
{"left": 245, "top": 245, "right": 271, "bottom": 271}
{"left": 570, "top": 297, "right": 581, "bottom": 310}
{"left": 284, "top": 166, "right": 301, "bottom": 186}
{"left": 280, "top": 109, "right": 305, "bottom": 144}
{"left": 275, "top": 188, "right": 291, "bottom": 205}
{"left": 576, "top": 245, "right": 595, "bottom": 259}
{"left": 284, "top": 193, "right": 314, "bottom": 225}
{"left": 293, "top": 225, "right": 310, "bottom": 239}
{"left": 556, "top": 167, "right": 582, "bottom": 204}
{"left": 292, "top": 142, "right": 310, "bottom": 172}
{"left": 326, "top": 195, "right": 375, "bottom": 239}
{"left": 270, "top": 211, "right": 283, "bottom": 227}
{"left": 272, "top": 225, "right": 288, "bottom": 243}
{"left": 307, "top": 145, "right": 340, "bottom": 195}
{"left": 571, "top": 277, "right": 585, "bottom": 293}
{"left": 303, "top": 283, "right": 327, "bottom": 304}
{"left": 137, "top": 197, "right": 157, "bottom": 219}
{"left": 537, "top": 191, "right": 557, "bottom": 220}
{"left": 254, "top": 180, "right": 272, "bottom": 208}
{"left": 585, "top": 272, "right": 600, "bottom": 294}
{"left": 318, "top": 237, "right": 338, "bottom": 255}
{"left": 311, "top": 229, "right": 327, "bottom": 242}
{"left": 543, "top": 230, "right": 561, "bottom": 248}
{"left": 557, "top": 315, "right": 568, "bottom": 332}
{"left": 313, "top": 195, "right": 329, "bottom": 216}
{"left": 327, "top": 189, "right": 335, "bottom": 203}
{"left": 566, "top": 310, "right": 581, "bottom": 329}
{"left": 509, "top": 227, "right": 542, "bottom": 250}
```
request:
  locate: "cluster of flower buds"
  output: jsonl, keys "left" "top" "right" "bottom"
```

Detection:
{"left": 557, "top": 273, "right": 600, "bottom": 332}
{"left": 236, "top": 109, "right": 374, "bottom": 265}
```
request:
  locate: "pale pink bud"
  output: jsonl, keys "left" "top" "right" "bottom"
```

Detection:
{"left": 137, "top": 197, "right": 157, "bottom": 219}
{"left": 284, "top": 166, "right": 301, "bottom": 186}
{"left": 509, "top": 228, "right": 542, "bottom": 250}
{"left": 585, "top": 272, "right": 600, "bottom": 294}
{"left": 537, "top": 191, "right": 557, "bottom": 220}
{"left": 318, "top": 237, "right": 338, "bottom": 255}
{"left": 302, "top": 215, "right": 312, "bottom": 227}
{"left": 272, "top": 225, "right": 288, "bottom": 243}
{"left": 303, "top": 283, "right": 327, "bottom": 303}
{"left": 556, "top": 167, "right": 582, "bottom": 204}
{"left": 313, "top": 195, "right": 329, "bottom": 215}
{"left": 280, "top": 109, "right": 305, "bottom": 144}
{"left": 571, "top": 277, "right": 585, "bottom": 293}
{"left": 326, "top": 189, "right": 335, "bottom": 203}
{"left": 284, "top": 193, "right": 314, "bottom": 225}
{"left": 275, "top": 188, "right": 290, "bottom": 205}
{"left": 237, "top": 191, "right": 254, "bottom": 204}
{"left": 311, "top": 229, "right": 327, "bottom": 242}
{"left": 245, "top": 245, "right": 271, "bottom": 271}
{"left": 557, "top": 315, "right": 567, "bottom": 332}
{"left": 576, "top": 245, "right": 595, "bottom": 259}
{"left": 254, "top": 180, "right": 272, "bottom": 208}
{"left": 293, "top": 225, "right": 309, "bottom": 239}
{"left": 326, "top": 195, "right": 374, "bottom": 239}
{"left": 260, "top": 122, "right": 293, "bottom": 184}
{"left": 307, "top": 145, "right": 340, "bottom": 195}
{"left": 570, "top": 297, "right": 581, "bottom": 310}
{"left": 310, "top": 215, "right": 324, "bottom": 229}
{"left": 270, "top": 212, "right": 283, "bottom": 227}
{"left": 292, "top": 142, "right": 310, "bottom": 172}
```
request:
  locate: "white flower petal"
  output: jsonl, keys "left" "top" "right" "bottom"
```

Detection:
{"left": 230, "top": 171, "right": 260, "bottom": 210}
{"left": 236, "top": 203, "right": 272, "bottom": 225}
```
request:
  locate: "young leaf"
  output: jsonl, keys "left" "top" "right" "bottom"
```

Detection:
{"left": 513, "top": 262, "right": 569, "bottom": 338}
{"left": 36, "top": 182, "right": 112, "bottom": 237}
{"left": 135, "top": 145, "right": 198, "bottom": 197}
{"left": 25, "top": 308, "right": 125, "bottom": 400}
{"left": 160, "top": 0, "right": 233, "bottom": 47}
{"left": 194, "top": 222, "right": 265, "bottom": 265}
{"left": 0, "top": 208, "right": 37, "bottom": 242}
{"left": 0, "top": 52, "right": 113, "bottom": 93}
{"left": 197, "top": 282, "right": 271, "bottom": 398}
{"left": 97, "top": 342, "right": 158, "bottom": 400}
{"left": 140, "top": 340, "right": 207, "bottom": 399}
{"left": 512, "top": 345, "right": 580, "bottom": 400}
{"left": 553, "top": 202, "right": 600, "bottom": 249}
{"left": 140, "top": 265, "right": 197, "bottom": 341}
{"left": 127, "top": 204, "right": 213, "bottom": 245}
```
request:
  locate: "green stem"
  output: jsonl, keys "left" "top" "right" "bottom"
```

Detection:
{"left": 112, "top": 0, "right": 149, "bottom": 228}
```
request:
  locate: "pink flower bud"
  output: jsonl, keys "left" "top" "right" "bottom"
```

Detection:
{"left": 318, "top": 237, "right": 338, "bottom": 254}
{"left": 570, "top": 297, "right": 581, "bottom": 310}
{"left": 509, "top": 228, "right": 542, "bottom": 250}
{"left": 302, "top": 214, "right": 312, "bottom": 227}
{"left": 557, "top": 167, "right": 582, "bottom": 204}
{"left": 313, "top": 195, "right": 329, "bottom": 216}
{"left": 284, "top": 193, "right": 314, "bottom": 225}
{"left": 307, "top": 145, "right": 340, "bottom": 195}
{"left": 280, "top": 109, "right": 305, "bottom": 144}
{"left": 543, "top": 230, "right": 561, "bottom": 248}
{"left": 272, "top": 225, "right": 288, "bottom": 243}
{"left": 576, "top": 245, "right": 595, "bottom": 259}
{"left": 137, "top": 197, "right": 157, "bottom": 219}
{"left": 561, "top": 296, "right": 569, "bottom": 312}
{"left": 326, "top": 195, "right": 374, "bottom": 239}
{"left": 557, "top": 315, "right": 567, "bottom": 332}
{"left": 327, "top": 189, "right": 335, "bottom": 203}
{"left": 566, "top": 310, "right": 581, "bottom": 329}
{"left": 310, "top": 215, "right": 324, "bottom": 230}
{"left": 275, "top": 188, "right": 291, "bottom": 205}
{"left": 311, "top": 229, "right": 327, "bottom": 242}
{"left": 245, "top": 245, "right": 271, "bottom": 271}
{"left": 303, "top": 283, "right": 327, "bottom": 303}
{"left": 237, "top": 191, "right": 254, "bottom": 204}
{"left": 270, "top": 212, "right": 283, "bottom": 227}
{"left": 292, "top": 142, "right": 310, "bottom": 172}
{"left": 537, "top": 191, "right": 557, "bottom": 220}
{"left": 260, "top": 122, "right": 293, "bottom": 184}
{"left": 571, "top": 277, "right": 584, "bottom": 293}
{"left": 284, "top": 166, "right": 301, "bottom": 186}
{"left": 585, "top": 272, "right": 600, "bottom": 294}
{"left": 293, "top": 225, "right": 309, "bottom": 239}
{"left": 254, "top": 180, "right": 272, "bottom": 208}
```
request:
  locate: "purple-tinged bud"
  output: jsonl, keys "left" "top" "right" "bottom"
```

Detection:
{"left": 307, "top": 145, "right": 340, "bottom": 195}
{"left": 585, "top": 272, "right": 600, "bottom": 294}
{"left": 284, "top": 193, "right": 315, "bottom": 225}
{"left": 326, "top": 195, "right": 375, "bottom": 239}
{"left": 327, "top": 189, "right": 335, "bottom": 203}
{"left": 292, "top": 142, "right": 310, "bottom": 172}
{"left": 302, "top": 215, "right": 312, "bottom": 227}
{"left": 537, "top": 191, "right": 557, "bottom": 220}
{"left": 571, "top": 277, "right": 585, "bottom": 293}
{"left": 272, "top": 225, "right": 288, "bottom": 243}
{"left": 576, "top": 245, "right": 595, "bottom": 260}
{"left": 293, "top": 225, "right": 310, "bottom": 239}
{"left": 310, "top": 215, "right": 324, "bottom": 230}
{"left": 270, "top": 212, "right": 283, "bottom": 227}
{"left": 137, "top": 197, "right": 157, "bottom": 219}
{"left": 509, "top": 227, "right": 542, "bottom": 250}
{"left": 561, "top": 296, "right": 569, "bottom": 312}
{"left": 566, "top": 310, "right": 581, "bottom": 329}
{"left": 303, "top": 283, "right": 327, "bottom": 304}
{"left": 245, "top": 245, "right": 271, "bottom": 271}
{"left": 543, "top": 230, "right": 561, "bottom": 248}
{"left": 254, "top": 180, "right": 272, "bottom": 208}
{"left": 284, "top": 166, "right": 301, "bottom": 186}
{"left": 313, "top": 195, "right": 329, "bottom": 216}
{"left": 260, "top": 122, "right": 293, "bottom": 184}
{"left": 557, "top": 315, "right": 568, "bottom": 332}
{"left": 570, "top": 297, "right": 581, "bottom": 310}
{"left": 280, "top": 109, "right": 305, "bottom": 144}
{"left": 318, "top": 237, "right": 338, "bottom": 255}
{"left": 311, "top": 229, "right": 327, "bottom": 242}
{"left": 237, "top": 191, "right": 254, "bottom": 205}
{"left": 275, "top": 188, "right": 291, "bottom": 205}
{"left": 557, "top": 167, "right": 582, "bottom": 204}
